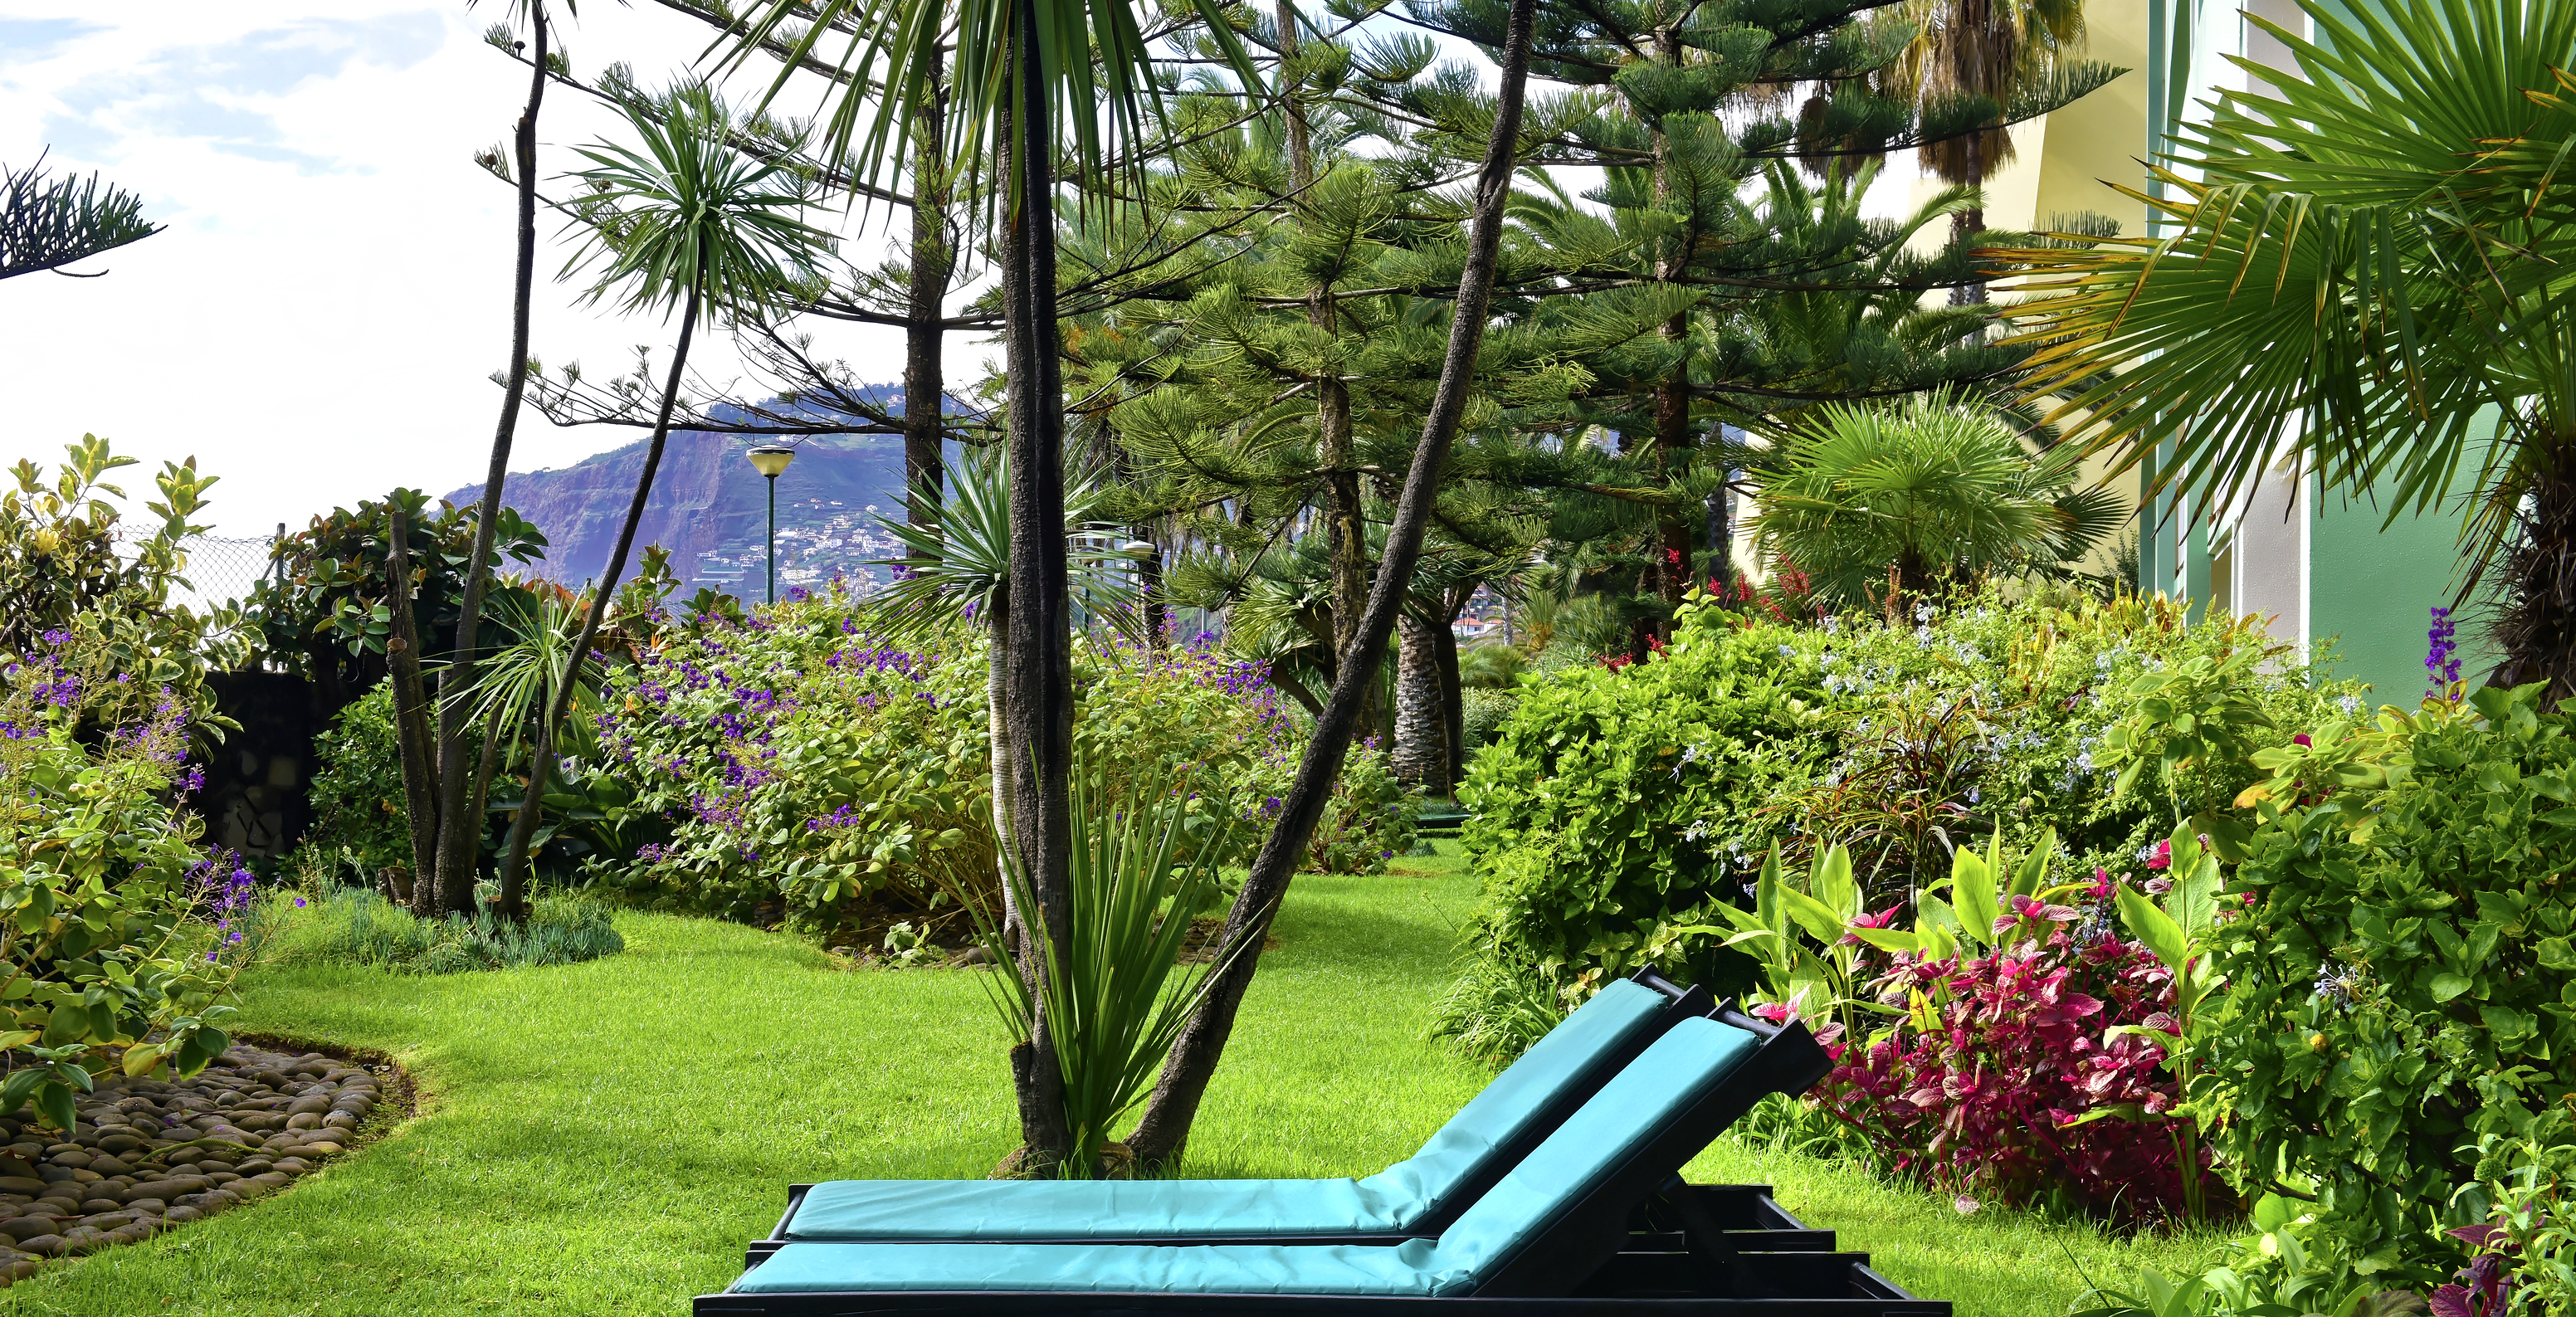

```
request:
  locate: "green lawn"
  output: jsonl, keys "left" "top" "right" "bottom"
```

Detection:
{"left": 1, "top": 848, "right": 2233, "bottom": 1315}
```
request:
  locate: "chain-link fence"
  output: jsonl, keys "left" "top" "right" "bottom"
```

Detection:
{"left": 164, "top": 530, "right": 281, "bottom": 615}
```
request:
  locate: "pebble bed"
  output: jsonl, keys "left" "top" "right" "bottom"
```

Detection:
{"left": 0, "top": 1043, "right": 391, "bottom": 1283}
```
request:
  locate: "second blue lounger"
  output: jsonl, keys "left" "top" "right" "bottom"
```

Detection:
{"left": 769, "top": 971, "right": 1701, "bottom": 1246}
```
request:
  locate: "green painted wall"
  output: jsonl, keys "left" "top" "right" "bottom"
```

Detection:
{"left": 2307, "top": 473, "right": 2487, "bottom": 700}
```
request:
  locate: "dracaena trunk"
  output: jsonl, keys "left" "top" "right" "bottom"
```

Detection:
{"left": 997, "top": 0, "right": 1075, "bottom": 1176}
{"left": 1121, "top": 0, "right": 1541, "bottom": 1171}
{"left": 434, "top": 0, "right": 551, "bottom": 917}
{"left": 495, "top": 276, "right": 703, "bottom": 916}
{"left": 384, "top": 504, "right": 442, "bottom": 913}
{"left": 905, "top": 68, "right": 953, "bottom": 549}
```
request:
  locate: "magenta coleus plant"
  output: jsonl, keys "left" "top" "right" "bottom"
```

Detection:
{"left": 1797, "top": 902, "right": 2209, "bottom": 1222}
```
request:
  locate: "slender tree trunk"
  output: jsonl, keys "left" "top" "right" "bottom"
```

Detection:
{"left": 385, "top": 505, "right": 441, "bottom": 910}
{"left": 496, "top": 276, "right": 705, "bottom": 912}
{"left": 904, "top": 63, "right": 954, "bottom": 549}
{"left": 1434, "top": 584, "right": 1468, "bottom": 793}
{"left": 1124, "top": 0, "right": 1539, "bottom": 1169}
{"left": 434, "top": 2, "right": 550, "bottom": 917}
{"left": 983, "top": 601, "right": 1024, "bottom": 955}
{"left": 997, "top": 0, "right": 1076, "bottom": 1176}
{"left": 1392, "top": 612, "right": 1447, "bottom": 790}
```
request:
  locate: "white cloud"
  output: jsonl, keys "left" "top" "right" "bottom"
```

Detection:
{"left": 0, "top": 2, "right": 918, "bottom": 538}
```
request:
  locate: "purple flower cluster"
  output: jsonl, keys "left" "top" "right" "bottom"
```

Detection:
{"left": 191, "top": 850, "right": 259, "bottom": 948}
{"left": 805, "top": 803, "right": 861, "bottom": 832}
{"left": 2427, "top": 606, "right": 2461, "bottom": 697}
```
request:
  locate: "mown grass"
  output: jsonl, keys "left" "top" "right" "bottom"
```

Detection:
{"left": 3, "top": 843, "right": 2234, "bottom": 1315}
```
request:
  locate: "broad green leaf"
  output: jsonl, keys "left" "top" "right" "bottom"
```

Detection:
{"left": 1777, "top": 887, "right": 1849, "bottom": 948}
{"left": 1952, "top": 846, "right": 2000, "bottom": 944}
{"left": 1810, "top": 845, "right": 1857, "bottom": 920}
{"left": 1850, "top": 927, "right": 1922, "bottom": 955}
{"left": 2117, "top": 880, "right": 2189, "bottom": 972}
{"left": 2429, "top": 972, "right": 2474, "bottom": 1002}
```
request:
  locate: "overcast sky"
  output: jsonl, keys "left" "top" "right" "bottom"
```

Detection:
{"left": 0, "top": 2, "right": 927, "bottom": 540}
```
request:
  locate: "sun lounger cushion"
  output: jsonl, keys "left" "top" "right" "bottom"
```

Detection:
{"left": 783, "top": 977, "right": 1671, "bottom": 1241}
{"left": 733, "top": 1015, "right": 1759, "bottom": 1296}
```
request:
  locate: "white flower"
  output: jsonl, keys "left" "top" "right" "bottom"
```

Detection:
{"left": 2338, "top": 695, "right": 2363, "bottom": 716}
{"left": 1821, "top": 617, "right": 1841, "bottom": 635}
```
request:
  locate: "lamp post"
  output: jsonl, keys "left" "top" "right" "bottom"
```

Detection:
{"left": 747, "top": 446, "right": 796, "bottom": 604}
{"left": 1122, "top": 539, "right": 1158, "bottom": 642}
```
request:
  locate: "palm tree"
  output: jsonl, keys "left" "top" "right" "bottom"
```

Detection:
{"left": 2003, "top": 0, "right": 2576, "bottom": 700}
{"left": 729, "top": 0, "right": 1539, "bottom": 1174}
{"left": 1745, "top": 393, "right": 2122, "bottom": 615}
{"left": 1884, "top": 0, "right": 2089, "bottom": 302}
{"left": 725, "top": 0, "right": 1254, "bottom": 1177}
{"left": 494, "top": 84, "right": 832, "bottom": 916}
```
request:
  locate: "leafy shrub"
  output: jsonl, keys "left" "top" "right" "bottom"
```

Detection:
{"left": 0, "top": 437, "right": 237, "bottom": 731}
{"left": 1460, "top": 688, "right": 1520, "bottom": 751}
{"left": 240, "top": 490, "right": 548, "bottom": 708}
{"left": 301, "top": 683, "right": 411, "bottom": 884}
{"left": 271, "top": 888, "right": 623, "bottom": 973}
{"left": 1303, "top": 738, "right": 1420, "bottom": 874}
{"left": 2185, "top": 683, "right": 2576, "bottom": 1290}
{"left": 588, "top": 591, "right": 1410, "bottom": 943}
{"left": 0, "top": 629, "right": 238, "bottom": 1129}
{"left": 1453, "top": 583, "right": 2354, "bottom": 1011}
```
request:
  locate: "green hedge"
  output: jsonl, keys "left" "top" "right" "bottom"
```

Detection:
{"left": 1447, "top": 585, "right": 2359, "bottom": 1025}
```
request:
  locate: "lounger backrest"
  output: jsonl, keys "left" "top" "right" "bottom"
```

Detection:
{"left": 1424, "top": 1016, "right": 1762, "bottom": 1285}
{"left": 1354, "top": 978, "right": 1670, "bottom": 1214}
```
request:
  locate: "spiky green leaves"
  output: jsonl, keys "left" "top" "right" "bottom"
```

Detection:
{"left": 560, "top": 85, "right": 836, "bottom": 322}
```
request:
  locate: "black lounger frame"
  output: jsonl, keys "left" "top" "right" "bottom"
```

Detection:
{"left": 746, "top": 968, "right": 1714, "bottom": 1260}
{"left": 696, "top": 1004, "right": 1949, "bottom": 1317}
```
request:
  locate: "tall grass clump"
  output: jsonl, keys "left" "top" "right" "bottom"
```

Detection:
{"left": 276, "top": 890, "right": 624, "bottom": 974}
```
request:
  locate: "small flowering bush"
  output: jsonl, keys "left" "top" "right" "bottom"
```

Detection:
{"left": 0, "top": 630, "right": 239, "bottom": 1130}
{"left": 588, "top": 588, "right": 1413, "bottom": 943}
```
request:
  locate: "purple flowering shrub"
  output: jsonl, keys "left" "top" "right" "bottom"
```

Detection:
{"left": 0, "top": 628, "right": 238, "bottom": 1130}
{"left": 588, "top": 591, "right": 1398, "bottom": 942}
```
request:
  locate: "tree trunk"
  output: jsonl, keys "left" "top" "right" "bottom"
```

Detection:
{"left": 1277, "top": 0, "right": 1376, "bottom": 739}
{"left": 1949, "top": 124, "right": 1988, "bottom": 305}
{"left": 1392, "top": 612, "right": 1447, "bottom": 791}
{"left": 998, "top": 0, "right": 1076, "bottom": 1176}
{"left": 1122, "top": 0, "right": 1539, "bottom": 1170}
{"left": 434, "top": 2, "right": 550, "bottom": 918}
{"left": 904, "top": 63, "right": 954, "bottom": 549}
{"left": 984, "top": 598, "right": 1024, "bottom": 954}
{"left": 384, "top": 504, "right": 441, "bottom": 911}
{"left": 496, "top": 276, "right": 704, "bottom": 913}
{"left": 1434, "top": 586, "right": 1468, "bottom": 793}
{"left": 1640, "top": 19, "right": 1694, "bottom": 646}
{"left": 2495, "top": 446, "right": 2576, "bottom": 705}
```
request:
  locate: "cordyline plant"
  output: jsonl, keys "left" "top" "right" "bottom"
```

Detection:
{"left": 492, "top": 82, "right": 832, "bottom": 920}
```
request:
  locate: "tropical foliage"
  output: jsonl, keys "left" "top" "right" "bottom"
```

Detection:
{"left": 2003, "top": 0, "right": 2576, "bottom": 697}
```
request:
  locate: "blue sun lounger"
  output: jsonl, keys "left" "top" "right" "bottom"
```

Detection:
{"left": 750, "top": 970, "right": 1710, "bottom": 1255}
{"left": 696, "top": 1008, "right": 1935, "bottom": 1317}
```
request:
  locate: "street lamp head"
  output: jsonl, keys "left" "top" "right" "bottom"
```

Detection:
{"left": 746, "top": 446, "right": 797, "bottom": 478}
{"left": 1121, "top": 540, "right": 1158, "bottom": 561}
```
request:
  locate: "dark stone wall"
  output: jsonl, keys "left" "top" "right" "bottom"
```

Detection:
{"left": 198, "top": 671, "right": 328, "bottom": 860}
